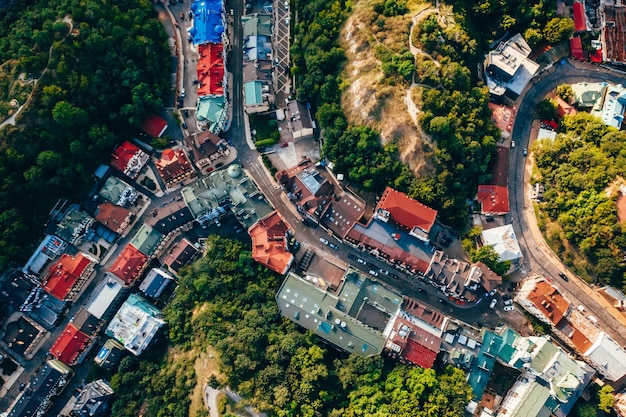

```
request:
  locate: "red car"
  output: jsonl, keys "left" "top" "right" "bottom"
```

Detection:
{"left": 280, "top": 142, "right": 289, "bottom": 148}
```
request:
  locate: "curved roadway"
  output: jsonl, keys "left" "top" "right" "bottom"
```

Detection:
{"left": 509, "top": 59, "right": 626, "bottom": 346}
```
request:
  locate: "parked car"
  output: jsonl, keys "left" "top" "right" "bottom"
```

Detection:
{"left": 438, "top": 298, "right": 447, "bottom": 305}
{"left": 284, "top": 1, "right": 289, "bottom": 9}
{"left": 390, "top": 273, "right": 400, "bottom": 280}
{"left": 179, "top": 11, "right": 184, "bottom": 20}
{"left": 368, "top": 269, "right": 379, "bottom": 277}
{"left": 511, "top": 140, "right": 515, "bottom": 148}
{"left": 488, "top": 289, "right": 497, "bottom": 296}
{"left": 180, "top": 88, "right": 186, "bottom": 98}
{"left": 182, "top": 109, "right": 189, "bottom": 118}
{"left": 558, "top": 272, "right": 569, "bottom": 281}
{"left": 504, "top": 299, "right": 513, "bottom": 306}
{"left": 489, "top": 299, "right": 497, "bottom": 309}
{"left": 181, "top": 122, "right": 187, "bottom": 130}
{"left": 523, "top": 148, "right": 528, "bottom": 156}
{"left": 329, "top": 242, "right": 339, "bottom": 250}
{"left": 503, "top": 305, "right": 514, "bottom": 312}
{"left": 280, "top": 142, "right": 289, "bottom": 148}
{"left": 348, "top": 253, "right": 357, "bottom": 260}
{"left": 356, "top": 258, "right": 367, "bottom": 265}
{"left": 416, "top": 287, "right": 426, "bottom": 294}
{"left": 379, "top": 269, "right": 389, "bottom": 275}
{"left": 216, "top": 162, "right": 224, "bottom": 168}
{"left": 319, "top": 237, "right": 329, "bottom": 246}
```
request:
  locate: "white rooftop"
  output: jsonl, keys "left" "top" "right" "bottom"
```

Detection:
{"left": 86, "top": 274, "right": 124, "bottom": 319}
{"left": 584, "top": 331, "right": 626, "bottom": 381}
{"left": 105, "top": 293, "right": 165, "bottom": 356}
{"left": 482, "top": 224, "right": 523, "bottom": 262}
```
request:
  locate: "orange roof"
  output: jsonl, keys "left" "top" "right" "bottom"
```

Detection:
{"left": 155, "top": 149, "right": 194, "bottom": 185}
{"left": 109, "top": 244, "right": 148, "bottom": 285}
{"left": 477, "top": 185, "right": 509, "bottom": 214}
{"left": 95, "top": 202, "right": 132, "bottom": 234}
{"left": 376, "top": 187, "right": 437, "bottom": 233}
{"left": 197, "top": 43, "right": 225, "bottom": 97}
{"left": 49, "top": 323, "right": 89, "bottom": 365}
{"left": 554, "top": 96, "right": 578, "bottom": 118}
{"left": 248, "top": 211, "right": 294, "bottom": 275}
{"left": 527, "top": 280, "right": 570, "bottom": 325}
{"left": 42, "top": 253, "right": 92, "bottom": 300}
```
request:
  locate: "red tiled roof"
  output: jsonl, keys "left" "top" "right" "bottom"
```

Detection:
{"left": 163, "top": 238, "right": 200, "bottom": 273}
{"left": 376, "top": 187, "right": 437, "bottom": 233}
{"left": 554, "top": 96, "right": 578, "bottom": 118}
{"left": 110, "top": 141, "right": 140, "bottom": 172}
{"left": 527, "top": 280, "right": 570, "bottom": 325}
{"left": 141, "top": 114, "right": 168, "bottom": 138}
{"left": 249, "top": 211, "right": 294, "bottom": 275}
{"left": 570, "top": 37, "right": 584, "bottom": 59}
{"left": 109, "top": 244, "right": 148, "bottom": 285}
{"left": 573, "top": 2, "right": 587, "bottom": 32}
{"left": 477, "top": 185, "right": 510, "bottom": 214}
{"left": 155, "top": 149, "right": 194, "bottom": 185}
{"left": 402, "top": 338, "right": 438, "bottom": 368}
{"left": 197, "top": 43, "right": 225, "bottom": 97}
{"left": 43, "top": 253, "right": 92, "bottom": 301}
{"left": 486, "top": 146, "right": 509, "bottom": 187}
{"left": 95, "top": 202, "right": 132, "bottom": 234}
{"left": 603, "top": 4, "right": 626, "bottom": 64}
{"left": 49, "top": 323, "right": 89, "bottom": 365}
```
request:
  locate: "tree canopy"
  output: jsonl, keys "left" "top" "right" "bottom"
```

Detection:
{"left": 0, "top": 0, "right": 170, "bottom": 268}
{"left": 109, "top": 236, "right": 473, "bottom": 417}
{"left": 534, "top": 112, "right": 626, "bottom": 287}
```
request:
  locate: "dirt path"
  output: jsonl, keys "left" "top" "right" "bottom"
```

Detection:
{"left": 0, "top": 15, "right": 73, "bottom": 130}
{"left": 408, "top": 7, "right": 440, "bottom": 67}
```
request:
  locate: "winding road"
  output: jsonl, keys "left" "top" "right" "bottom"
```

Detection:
{"left": 509, "top": 58, "right": 626, "bottom": 346}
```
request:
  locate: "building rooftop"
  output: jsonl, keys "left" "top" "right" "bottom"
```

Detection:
{"left": 244, "top": 80, "right": 266, "bottom": 106}
{"left": 276, "top": 270, "right": 401, "bottom": 356}
{"left": 98, "top": 176, "right": 138, "bottom": 207}
{"left": 485, "top": 146, "right": 509, "bottom": 187}
{"left": 130, "top": 224, "right": 164, "bottom": 257}
{"left": 477, "top": 185, "right": 510, "bottom": 215}
{"left": 584, "top": 331, "right": 626, "bottom": 381}
{"left": 320, "top": 194, "right": 365, "bottom": 238}
{"left": 488, "top": 103, "right": 516, "bottom": 140}
{"left": 598, "top": 83, "right": 626, "bottom": 129}
{"left": 189, "top": 0, "right": 225, "bottom": 45}
{"left": 86, "top": 274, "right": 124, "bottom": 319}
{"left": 72, "top": 307, "right": 101, "bottom": 336}
{"left": 141, "top": 114, "right": 168, "bottom": 138}
{"left": 525, "top": 280, "right": 571, "bottom": 325}
{"left": 242, "top": 13, "right": 272, "bottom": 38}
{"left": 248, "top": 211, "right": 294, "bottom": 275}
{"left": 55, "top": 208, "right": 95, "bottom": 246}
{"left": 484, "top": 33, "right": 539, "bottom": 98}
{"left": 571, "top": 81, "right": 608, "bottom": 108}
{"left": 573, "top": 1, "right": 587, "bottom": 32}
{"left": 155, "top": 148, "right": 195, "bottom": 187}
{"left": 146, "top": 201, "right": 193, "bottom": 235}
{"left": 108, "top": 244, "right": 148, "bottom": 285}
{"left": 197, "top": 43, "right": 225, "bottom": 97}
{"left": 602, "top": 3, "right": 626, "bottom": 65}
{"left": 276, "top": 162, "right": 335, "bottom": 223}
{"left": 286, "top": 100, "right": 315, "bottom": 133}
{"left": 162, "top": 238, "right": 200, "bottom": 273}
{"left": 196, "top": 95, "right": 226, "bottom": 133}
{"left": 182, "top": 164, "right": 273, "bottom": 229}
{"left": 7, "top": 360, "right": 72, "bottom": 417}
{"left": 22, "top": 235, "right": 67, "bottom": 275}
{"left": 374, "top": 187, "right": 438, "bottom": 237}
{"left": 94, "top": 338, "right": 126, "bottom": 371}
{"left": 139, "top": 268, "right": 175, "bottom": 299}
{"left": 70, "top": 379, "right": 114, "bottom": 417}
{"left": 94, "top": 202, "right": 132, "bottom": 235}
{"left": 346, "top": 219, "right": 433, "bottom": 274}
{"left": 110, "top": 141, "right": 149, "bottom": 179}
{"left": 481, "top": 225, "right": 523, "bottom": 262}
{"left": 42, "top": 252, "right": 94, "bottom": 301}
{"left": 105, "top": 293, "right": 165, "bottom": 356}
{"left": 49, "top": 322, "right": 90, "bottom": 365}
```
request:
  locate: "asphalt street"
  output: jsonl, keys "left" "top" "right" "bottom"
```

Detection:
{"left": 509, "top": 58, "right": 626, "bottom": 346}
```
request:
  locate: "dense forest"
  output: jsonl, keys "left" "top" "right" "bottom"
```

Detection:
{"left": 109, "top": 236, "right": 473, "bottom": 416}
{"left": 291, "top": 0, "right": 563, "bottom": 227}
{"left": 534, "top": 113, "right": 626, "bottom": 288}
{"left": 0, "top": 0, "right": 170, "bottom": 268}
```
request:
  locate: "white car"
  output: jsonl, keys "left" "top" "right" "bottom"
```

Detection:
{"left": 489, "top": 299, "right": 497, "bottom": 309}
{"left": 319, "top": 237, "right": 329, "bottom": 246}
{"left": 356, "top": 258, "right": 367, "bottom": 265}
{"left": 180, "top": 88, "right": 186, "bottom": 98}
{"left": 504, "top": 305, "right": 514, "bottom": 312}
{"left": 504, "top": 299, "right": 513, "bottom": 306}
{"left": 368, "top": 269, "right": 379, "bottom": 277}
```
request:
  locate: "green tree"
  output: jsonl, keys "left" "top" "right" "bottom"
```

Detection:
{"left": 524, "top": 28, "right": 543, "bottom": 47}
{"left": 597, "top": 385, "right": 615, "bottom": 412}
{"left": 556, "top": 84, "right": 574, "bottom": 102}
{"left": 52, "top": 100, "right": 89, "bottom": 128}
{"left": 543, "top": 17, "right": 575, "bottom": 44}
{"left": 470, "top": 245, "right": 510, "bottom": 276}
{"left": 537, "top": 98, "right": 558, "bottom": 119}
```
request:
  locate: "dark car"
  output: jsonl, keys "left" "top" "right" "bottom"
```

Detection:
{"left": 329, "top": 242, "right": 339, "bottom": 250}
{"left": 348, "top": 253, "right": 357, "bottom": 260}
{"left": 215, "top": 162, "right": 224, "bottom": 168}
{"left": 390, "top": 273, "right": 400, "bottom": 280}
{"left": 437, "top": 298, "right": 447, "bottom": 305}
{"left": 558, "top": 272, "right": 569, "bottom": 281}
{"left": 181, "top": 122, "right": 187, "bottom": 130}
{"left": 416, "top": 287, "right": 426, "bottom": 294}
{"left": 182, "top": 109, "right": 189, "bottom": 118}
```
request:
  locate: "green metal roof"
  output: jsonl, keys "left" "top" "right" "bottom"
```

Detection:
{"left": 497, "top": 327, "right": 520, "bottom": 363}
{"left": 244, "top": 81, "right": 264, "bottom": 106}
{"left": 196, "top": 96, "right": 226, "bottom": 133}
{"left": 529, "top": 339, "right": 558, "bottom": 374}
{"left": 242, "top": 13, "right": 272, "bottom": 38}
{"left": 275, "top": 271, "right": 398, "bottom": 356}
{"left": 130, "top": 224, "right": 163, "bottom": 256}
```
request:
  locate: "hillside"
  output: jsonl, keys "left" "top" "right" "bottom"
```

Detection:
{"left": 340, "top": 0, "right": 435, "bottom": 174}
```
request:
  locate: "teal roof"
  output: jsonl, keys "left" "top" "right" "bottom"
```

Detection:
{"left": 519, "top": 382, "right": 553, "bottom": 417}
{"left": 468, "top": 331, "right": 502, "bottom": 400}
{"left": 125, "top": 293, "right": 162, "bottom": 317}
{"left": 244, "top": 81, "right": 264, "bottom": 106}
{"left": 497, "top": 327, "right": 520, "bottom": 364}
{"left": 275, "top": 270, "right": 400, "bottom": 356}
{"left": 242, "top": 13, "right": 272, "bottom": 38}
{"left": 196, "top": 96, "right": 226, "bottom": 133}
{"left": 529, "top": 340, "right": 558, "bottom": 374}
{"left": 130, "top": 224, "right": 163, "bottom": 256}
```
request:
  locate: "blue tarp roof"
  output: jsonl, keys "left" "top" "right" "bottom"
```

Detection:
{"left": 190, "top": 0, "right": 225, "bottom": 45}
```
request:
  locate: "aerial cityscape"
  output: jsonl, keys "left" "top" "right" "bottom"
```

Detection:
{"left": 0, "top": 0, "right": 625, "bottom": 416}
